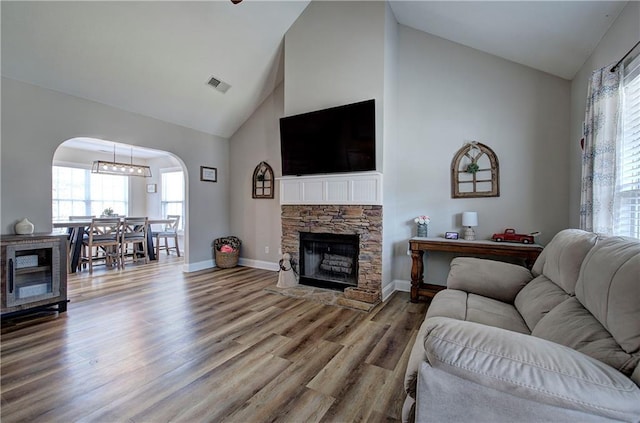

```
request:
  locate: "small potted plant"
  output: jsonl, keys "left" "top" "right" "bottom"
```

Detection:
{"left": 102, "top": 207, "right": 114, "bottom": 217}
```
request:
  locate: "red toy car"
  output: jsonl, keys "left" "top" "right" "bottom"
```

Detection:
{"left": 491, "top": 228, "right": 535, "bottom": 244}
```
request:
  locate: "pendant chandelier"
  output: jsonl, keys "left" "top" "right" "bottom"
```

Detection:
{"left": 91, "top": 145, "right": 152, "bottom": 177}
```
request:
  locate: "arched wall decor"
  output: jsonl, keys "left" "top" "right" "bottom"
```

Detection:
{"left": 252, "top": 161, "right": 274, "bottom": 199}
{"left": 451, "top": 142, "right": 500, "bottom": 198}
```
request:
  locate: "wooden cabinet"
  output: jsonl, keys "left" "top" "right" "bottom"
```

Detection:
{"left": 1, "top": 233, "right": 68, "bottom": 315}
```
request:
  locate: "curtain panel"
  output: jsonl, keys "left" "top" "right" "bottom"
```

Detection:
{"left": 580, "top": 64, "right": 621, "bottom": 234}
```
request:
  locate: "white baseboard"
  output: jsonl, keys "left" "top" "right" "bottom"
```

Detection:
{"left": 381, "top": 279, "right": 411, "bottom": 302}
{"left": 395, "top": 279, "right": 411, "bottom": 292}
{"left": 238, "top": 258, "right": 280, "bottom": 272}
{"left": 183, "top": 259, "right": 215, "bottom": 273}
{"left": 382, "top": 281, "right": 396, "bottom": 302}
{"left": 183, "top": 257, "right": 279, "bottom": 273}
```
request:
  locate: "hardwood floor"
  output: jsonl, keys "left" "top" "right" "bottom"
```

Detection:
{"left": 1, "top": 257, "right": 428, "bottom": 422}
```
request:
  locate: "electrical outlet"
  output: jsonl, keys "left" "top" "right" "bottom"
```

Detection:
{"left": 265, "top": 246, "right": 269, "bottom": 254}
{"left": 278, "top": 247, "right": 282, "bottom": 255}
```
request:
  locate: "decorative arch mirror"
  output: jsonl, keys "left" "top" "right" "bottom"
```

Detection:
{"left": 451, "top": 142, "right": 499, "bottom": 198}
{"left": 252, "top": 161, "right": 274, "bottom": 199}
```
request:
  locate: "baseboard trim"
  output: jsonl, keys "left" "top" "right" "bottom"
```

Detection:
{"left": 395, "top": 279, "right": 411, "bottom": 292}
{"left": 183, "top": 259, "right": 215, "bottom": 273}
{"left": 238, "top": 258, "right": 280, "bottom": 272}
{"left": 382, "top": 279, "right": 411, "bottom": 302}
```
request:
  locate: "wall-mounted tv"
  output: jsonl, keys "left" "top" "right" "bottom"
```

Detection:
{"left": 280, "top": 99, "right": 376, "bottom": 176}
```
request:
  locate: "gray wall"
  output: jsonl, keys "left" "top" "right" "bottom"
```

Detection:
{"left": 1, "top": 77, "right": 229, "bottom": 269}
{"left": 569, "top": 1, "right": 640, "bottom": 228}
{"left": 229, "top": 83, "right": 284, "bottom": 269}
{"left": 4, "top": 0, "right": 603, "bottom": 286}
{"left": 228, "top": 1, "right": 572, "bottom": 288}
{"left": 393, "top": 27, "right": 571, "bottom": 283}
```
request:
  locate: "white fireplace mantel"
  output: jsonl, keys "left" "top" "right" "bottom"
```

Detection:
{"left": 278, "top": 172, "right": 383, "bottom": 205}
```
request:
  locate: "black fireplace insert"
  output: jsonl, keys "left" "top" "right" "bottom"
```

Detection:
{"left": 299, "top": 232, "right": 359, "bottom": 291}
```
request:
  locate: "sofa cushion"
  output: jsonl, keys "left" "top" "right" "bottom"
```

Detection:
{"left": 575, "top": 235, "right": 640, "bottom": 355}
{"left": 422, "top": 317, "right": 640, "bottom": 421}
{"left": 447, "top": 257, "right": 533, "bottom": 303}
{"left": 532, "top": 297, "right": 639, "bottom": 376}
{"left": 425, "top": 289, "right": 467, "bottom": 321}
{"left": 425, "top": 290, "right": 529, "bottom": 335}
{"left": 514, "top": 275, "right": 570, "bottom": 331}
{"left": 532, "top": 229, "right": 597, "bottom": 295}
{"left": 467, "top": 294, "right": 530, "bottom": 334}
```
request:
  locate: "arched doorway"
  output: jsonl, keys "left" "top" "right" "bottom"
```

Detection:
{"left": 52, "top": 137, "right": 188, "bottom": 267}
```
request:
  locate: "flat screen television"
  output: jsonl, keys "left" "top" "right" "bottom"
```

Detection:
{"left": 280, "top": 99, "right": 376, "bottom": 176}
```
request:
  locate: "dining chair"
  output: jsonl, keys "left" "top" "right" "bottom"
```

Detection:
{"left": 82, "top": 217, "right": 123, "bottom": 274}
{"left": 121, "top": 217, "right": 149, "bottom": 266}
{"left": 154, "top": 215, "right": 181, "bottom": 257}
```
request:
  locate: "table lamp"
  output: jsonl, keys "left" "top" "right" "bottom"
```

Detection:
{"left": 462, "top": 212, "right": 478, "bottom": 241}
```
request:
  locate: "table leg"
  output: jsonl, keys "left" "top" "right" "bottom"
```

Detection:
{"left": 69, "top": 226, "right": 85, "bottom": 273}
{"left": 147, "top": 230, "right": 156, "bottom": 261}
{"left": 410, "top": 249, "right": 424, "bottom": 302}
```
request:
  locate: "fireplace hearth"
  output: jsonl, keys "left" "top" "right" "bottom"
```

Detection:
{"left": 299, "top": 232, "right": 359, "bottom": 291}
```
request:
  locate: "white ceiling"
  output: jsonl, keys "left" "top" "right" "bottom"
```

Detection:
{"left": 1, "top": 0, "right": 628, "bottom": 146}
{"left": 388, "top": 1, "right": 628, "bottom": 80}
{"left": 63, "top": 138, "right": 170, "bottom": 159}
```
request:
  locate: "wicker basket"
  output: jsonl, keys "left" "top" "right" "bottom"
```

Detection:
{"left": 214, "top": 236, "right": 241, "bottom": 268}
{"left": 215, "top": 250, "right": 239, "bottom": 268}
{"left": 344, "top": 287, "right": 380, "bottom": 304}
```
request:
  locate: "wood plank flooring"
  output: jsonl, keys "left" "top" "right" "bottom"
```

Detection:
{"left": 1, "top": 257, "right": 428, "bottom": 422}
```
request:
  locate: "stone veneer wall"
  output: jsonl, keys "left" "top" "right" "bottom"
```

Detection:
{"left": 281, "top": 205, "right": 383, "bottom": 295}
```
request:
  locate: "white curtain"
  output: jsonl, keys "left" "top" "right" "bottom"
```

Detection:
{"left": 580, "top": 64, "right": 622, "bottom": 234}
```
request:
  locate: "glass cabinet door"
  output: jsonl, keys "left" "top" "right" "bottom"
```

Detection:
{"left": 6, "top": 241, "right": 61, "bottom": 307}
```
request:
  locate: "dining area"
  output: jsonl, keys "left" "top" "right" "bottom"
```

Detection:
{"left": 53, "top": 215, "right": 181, "bottom": 274}
{"left": 50, "top": 138, "right": 187, "bottom": 275}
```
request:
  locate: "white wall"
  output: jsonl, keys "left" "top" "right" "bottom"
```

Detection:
{"left": 284, "top": 0, "right": 386, "bottom": 172}
{"left": 569, "top": 1, "right": 640, "bottom": 228}
{"left": 393, "top": 27, "right": 571, "bottom": 283}
{"left": 1, "top": 77, "right": 229, "bottom": 269}
{"left": 229, "top": 83, "right": 284, "bottom": 270}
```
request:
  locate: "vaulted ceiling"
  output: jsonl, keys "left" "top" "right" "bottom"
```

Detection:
{"left": 1, "top": 1, "right": 627, "bottom": 140}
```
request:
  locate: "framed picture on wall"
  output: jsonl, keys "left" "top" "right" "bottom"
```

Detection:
{"left": 200, "top": 166, "right": 217, "bottom": 182}
{"left": 146, "top": 183, "right": 157, "bottom": 193}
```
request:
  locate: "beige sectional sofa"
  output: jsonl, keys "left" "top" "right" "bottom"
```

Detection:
{"left": 403, "top": 229, "right": 640, "bottom": 422}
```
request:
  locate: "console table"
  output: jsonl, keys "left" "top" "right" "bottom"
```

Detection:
{"left": 409, "top": 237, "right": 543, "bottom": 302}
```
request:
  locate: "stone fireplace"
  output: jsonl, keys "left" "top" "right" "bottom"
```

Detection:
{"left": 281, "top": 204, "right": 382, "bottom": 303}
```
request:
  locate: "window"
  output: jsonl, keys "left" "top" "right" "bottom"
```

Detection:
{"left": 161, "top": 170, "right": 184, "bottom": 230}
{"left": 615, "top": 55, "right": 640, "bottom": 239}
{"left": 52, "top": 165, "right": 129, "bottom": 220}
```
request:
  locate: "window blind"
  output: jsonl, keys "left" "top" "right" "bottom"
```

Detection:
{"left": 616, "top": 55, "right": 640, "bottom": 238}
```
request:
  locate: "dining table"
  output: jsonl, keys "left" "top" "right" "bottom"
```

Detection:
{"left": 53, "top": 218, "right": 174, "bottom": 273}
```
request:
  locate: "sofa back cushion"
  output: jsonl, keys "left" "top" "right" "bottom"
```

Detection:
{"left": 575, "top": 235, "right": 640, "bottom": 355}
{"left": 531, "top": 229, "right": 597, "bottom": 295}
{"left": 532, "top": 297, "right": 639, "bottom": 376}
{"left": 514, "top": 275, "right": 570, "bottom": 331}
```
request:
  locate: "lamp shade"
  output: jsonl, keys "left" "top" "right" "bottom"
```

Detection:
{"left": 462, "top": 211, "right": 478, "bottom": 227}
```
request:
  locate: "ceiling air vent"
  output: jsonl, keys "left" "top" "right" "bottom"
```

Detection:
{"left": 207, "top": 76, "right": 231, "bottom": 94}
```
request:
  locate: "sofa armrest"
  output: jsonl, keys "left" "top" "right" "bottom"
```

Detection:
{"left": 446, "top": 257, "right": 533, "bottom": 303}
{"left": 421, "top": 317, "right": 640, "bottom": 422}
